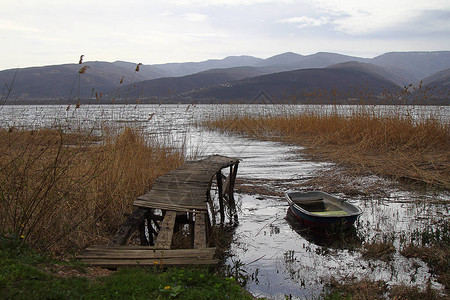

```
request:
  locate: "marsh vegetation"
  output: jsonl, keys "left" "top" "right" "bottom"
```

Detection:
{"left": 203, "top": 105, "right": 449, "bottom": 189}
{"left": 1, "top": 103, "right": 449, "bottom": 299}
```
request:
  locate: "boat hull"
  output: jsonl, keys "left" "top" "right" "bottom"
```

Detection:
{"left": 287, "top": 206, "right": 359, "bottom": 225}
{"left": 285, "top": 191, "right": 362, "bottom": 226}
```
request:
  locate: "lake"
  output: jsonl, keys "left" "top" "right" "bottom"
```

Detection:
{"left": 1, "top": 104, "right": 449, "bottom": 299}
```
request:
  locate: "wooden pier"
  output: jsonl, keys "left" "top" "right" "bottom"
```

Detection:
{"left": 78, "top": 155, "right": 239, "bottom": 268}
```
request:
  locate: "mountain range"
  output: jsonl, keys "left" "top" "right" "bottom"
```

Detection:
{"left": 1, "top": 51, "right": 449, "bottom": 104}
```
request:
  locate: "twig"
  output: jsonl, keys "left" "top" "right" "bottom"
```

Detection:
{"left": 245, "top": 254, "right": 266, "bottom": 266}
{"left": 255, "top": 215, "right": 280, "bottom": 237}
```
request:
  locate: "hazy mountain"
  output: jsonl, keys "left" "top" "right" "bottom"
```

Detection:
{"left": 114, "top": 66, "right": 265, "bottom": 99}
{"left": 255, "top": 52, "right": 369, "bottom": 74}
{"left": 0, "top": 61, "right": 157, "bottom": 100}
{"left": 112, "top": 61, "right": 171, "bottom": 79}
{"left": 1, "top": 51, "right": 449, "bottom": 103}
{"left": 177, "top": 62, "right": 400, "bottom": 103}
{"left": 327, "top": 61, "right": 412, "bottom": 87}
{"left": 150, "top": 55, "right": 263, "bottom": 77}
{"left": 256, "top": 52, "right": 305, "bottom": 67}
{"left": 371, "top": 51, "right": 450, "bottom": 84}
{"left": 420, "top": 68, "right": 450, "bottom": 99}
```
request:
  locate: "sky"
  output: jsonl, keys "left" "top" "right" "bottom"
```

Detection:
{"left": 1, "top": 0, "right": 449, "bottom": 70}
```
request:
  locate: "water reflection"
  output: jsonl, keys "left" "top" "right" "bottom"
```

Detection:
{"left": 285, "top": 212, "right": 362, "bottom": 251}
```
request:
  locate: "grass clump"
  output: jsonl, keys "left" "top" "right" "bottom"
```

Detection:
{"left": 203, "top": 107, "right": 449, "bottom": 189}
{"left": 0, "top": 127, "right": 184, "bottom": 253}
{"left": 361, "top": 240, "right": 396, "bottom": 262}
{"left": 324, "top": 277, "right": 447, "bottom": 300}
{"left": 389, "top": 283, "right": 442, "bottom": 299}
{"left": 323, "top": 277, "right": 387, "bottom": 300}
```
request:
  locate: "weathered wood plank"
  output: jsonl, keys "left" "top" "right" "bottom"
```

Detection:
{"left": 79, "top": 248, "right": 216, "bottom": 259}
{"left": 155, "top": 211, "right": 177, "bottom": 249}
{"left": 133, "top": 200, "right": 207, "bottom": 212}
{"left": 79, "top": 258, "right": 219, "bottom": 267}
{"left": 194, "top": 213, "right": 207, "bottom": 249}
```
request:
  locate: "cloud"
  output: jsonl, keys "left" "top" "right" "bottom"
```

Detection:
{"left": 0, "top": 20, "right": 39, "bottom": 33}
{"left": 310, "top": 0, "right": 450, "bottom": 35}
{"left": 183, "top": 13, "right": 208, "bottom": 22}
{"left": 277, "top": 16, "right": 329, "bottom": 28}
{"left": 172, "top": 0, "right": 294, "bottom": 6}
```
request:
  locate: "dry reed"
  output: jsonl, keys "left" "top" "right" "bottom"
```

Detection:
{"left": 0, "top": 127, "right": 184, "bottom": 253}
{"left": 203, "top": 107, "right": 450, "bottom": 189}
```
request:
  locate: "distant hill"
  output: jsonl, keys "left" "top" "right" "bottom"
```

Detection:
{"left": 116, "top": 61, "right": 403, "bottom": 101}
{"left": 254, "top": 52, "right": 369, "bottom": 75}
{"left": 176, "top": 62, "right": 400, "bottom": 103}
{"left": 0, "top": 61, "right": 159, "bottom": 100}
{"left": 256, "top": 52, "right": 305, "bottom": 67}
{"left": 327, "top": 61, "right": 411, "bottom": 87}
{"left": 1, "top": 51, "right": 449, "bottom": 104}
{"left": 150, "top": 55, "right": 264, "bottom": 77}
{"left": 420, "top": 68, "right": 450, "bottom": 101}
{"left": 371, "top": 51, "right": 450, "bottom": 85}
{"left": 113, "top": 66, "right": 265, "bottom": 99}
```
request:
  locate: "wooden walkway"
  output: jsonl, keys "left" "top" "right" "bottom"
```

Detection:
{"left": 78, "top": 155, "right": 239, "bottom": 267}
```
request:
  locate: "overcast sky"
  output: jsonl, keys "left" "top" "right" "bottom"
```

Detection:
{"left": 1, "top": 0, "right": 449, "bottom": 70}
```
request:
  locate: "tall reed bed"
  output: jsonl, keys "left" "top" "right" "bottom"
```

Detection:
{"left": 203, "top": 106, "right": 449, "bottom": 188}
{"left": 0, "top": 127, "right": 184, "bottom": 253}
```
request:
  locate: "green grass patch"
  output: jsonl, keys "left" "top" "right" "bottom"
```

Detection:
{"left": 0, "top": 233, "right": 253, "bottom": 300}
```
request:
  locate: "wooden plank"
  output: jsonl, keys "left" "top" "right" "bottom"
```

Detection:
{"left": 194, "top": 212, "right": 207, "bottom": 249}
{"left": 133, "top": 200, "right": 207, "bottom": 212}
{"left": 81, "top": 246, "right": 215, "bottom": 253}
{"left": 155, "top": 211, "right": 177, "bottom": 249}
{"left": 136, "top": 197, "right": 204, "bottom": 204}
{"left": 155, "top": 173, "right": 215, "bottom": 181}
{"left": 136, "top": 193, "right": 207, "bottom": 202}
{"left": 79, "top": 258, "right": 219, "bottom": 267}
{"left": 144, "top": 190, "right": 206, "bottom": 198}
{"left": 79, "top": 248, "right": 216, "bottom": 259}
{"left": 150, "top": 184, "right": 210, "bottom": 191}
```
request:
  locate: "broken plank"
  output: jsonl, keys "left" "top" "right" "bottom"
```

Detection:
{"left": 155, "top": 211, "right": 177, "bottom": 249}
{"left": 194, "top": 212, "right": 207, "bottom": 249}
{"left": 79, "top": 258, "right": 219, "bottom": 267}
{"left": 79, "top": 248, "right": 216, "bottom": 259}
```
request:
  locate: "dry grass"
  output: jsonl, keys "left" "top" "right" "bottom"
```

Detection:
{"left": 362, "top": 240, "right": 396, "bottom": 262}
{"left": 389, "top": 283, "right": 443, "bottom": 300}
{"left": 326, "top": 277, "right": 445, "bottom": 299}
{"left": 203, "top": 108, "right": 450, "bottom": 189}
{"left": 0, "top": 127, "right": 184, "bottom": 253}
{"left": 325, "top": 277, "right": 388, "bottom": 300}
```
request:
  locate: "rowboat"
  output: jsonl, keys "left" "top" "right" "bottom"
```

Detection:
{"left": 284, "top": 191, "right": 362, "bottom": 225}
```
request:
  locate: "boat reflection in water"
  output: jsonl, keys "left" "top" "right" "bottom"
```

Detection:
{"left": 285, "top": 211, "right": 362, "bottom": 250}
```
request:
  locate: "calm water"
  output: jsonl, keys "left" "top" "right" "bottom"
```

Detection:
{"left": 1, "top": 104, "right": 449, "bottom": 299}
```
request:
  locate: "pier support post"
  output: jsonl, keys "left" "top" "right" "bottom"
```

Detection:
{"left": 216, "top": 171, "right": 225, "bottom": 225}
{"left": 228, "top": 162, "right": 239, "bottom": 225}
